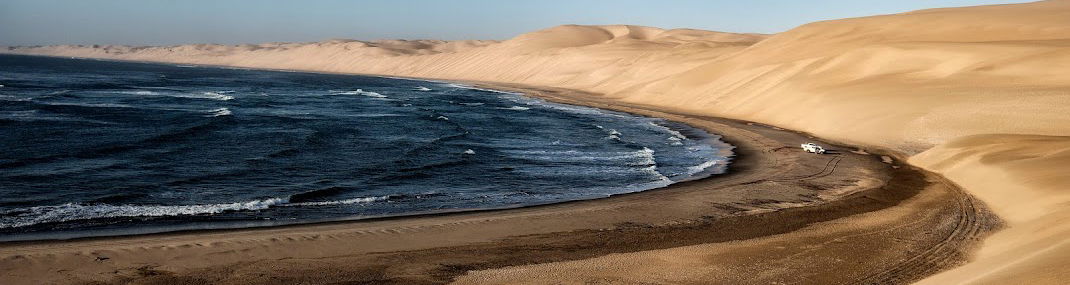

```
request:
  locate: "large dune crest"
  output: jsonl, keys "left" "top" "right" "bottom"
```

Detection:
{"left": 3, "top": 1, "right": 1069, "bottom": 284}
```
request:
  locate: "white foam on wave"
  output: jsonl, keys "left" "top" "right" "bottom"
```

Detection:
{"left": 463, "top": 149, "right": 476, "bottom": 155}
{"left": 605, "top": 129, "right": 623, "bottom": 140}
{"left": 648, "top": 122, "right": 687, "bottom": 140}
{"left": 196, "top": 92, "right": 235, "bottom": 101}
{"left": 641, "top": 165, "right": 674, "bottom": 184}
{"left": 119, "top": 90, "right": 160, "bottom": 96}
{"left": 507, "top": 147, "right": 656, "bottom": 166}
{"left": 43, "top": 102, "right": 133, "bottom": 109}
{"left": 686, "top": 159, "right": 724, "bottom": 176}
{"left": 436, "top": 115, "right": 449, "bottom": 121}
{"left": 286, "top": 196, "right": 390, "bottom": 207}
{"left": 207, "top": 107, "right": 232, "bottom": 117}
{"left": 0, "top": 193, "right": 399, "bottom": 229}
{"left": 415, "top": 86, "right": 432, "bottom": 91}
{"left": 498, "top": 106, "right": 530, "bottom": 111}
{"left": 459, "top": 102, "right": 484, "bottom": 106}
{"left": 446, "top": 83, "right": 523, "bottom": 95}
{"left": 120, "top": 90, "right": 234, "bottom": 101}
{"left": 499, "top": 94, "right": 610, "bottom": 116}
{"left": 0, "top": 95, "right": 31, "bottom": 102}
{"left": 0, "top": 198, "right": 288, "bottom": 229}
{"left": 331, "top": 89, "right": 386, "bottom": 98}
{"left": 0, "top": 109, "right": 113, "bottom": 124}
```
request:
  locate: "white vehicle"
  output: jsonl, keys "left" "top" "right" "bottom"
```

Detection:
{"left": 801, "top": 143, "right": 826, "bottom": 154}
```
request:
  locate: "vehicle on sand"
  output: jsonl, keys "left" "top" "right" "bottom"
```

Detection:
{"left": 801, "top": 143, "right": 826, "bottom": 154}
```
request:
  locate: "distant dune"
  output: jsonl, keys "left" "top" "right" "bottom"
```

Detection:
{"left": 5, "top": 1, "right": 1069, "bottom": 284}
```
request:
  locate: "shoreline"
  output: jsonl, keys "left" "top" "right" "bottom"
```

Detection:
{"left": 5, "top": 3, "right": 1067, "bottom": 281}
{"left": 0, "top": 73, "right": 997, "bottom": 284}
{"left": 0, "top": 65, "right": 736, "bottom": 243}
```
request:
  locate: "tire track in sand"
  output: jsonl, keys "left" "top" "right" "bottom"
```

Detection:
{"left": 848, "top": 179, "right": 991, "bottom": 285}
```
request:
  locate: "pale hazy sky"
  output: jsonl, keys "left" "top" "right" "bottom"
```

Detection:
{"left": 0, "top": 0, "right": 1034, "bottom": 46}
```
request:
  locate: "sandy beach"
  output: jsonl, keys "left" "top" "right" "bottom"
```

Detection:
{"left": 2, "top": 1, "right": 1068, "bottom": 284}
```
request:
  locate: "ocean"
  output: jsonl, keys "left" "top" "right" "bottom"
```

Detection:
{"left": 0, "top": 55, "right": 731, "bottom": 241}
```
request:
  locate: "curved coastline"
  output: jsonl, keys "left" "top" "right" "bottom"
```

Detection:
{"left": 0, "top": 79, "right": 997, "bottom": 285}
{"left": 5, "top": 2, "right": 1067, "bottom": 281}
{"left": 0, "top": 70, "right": 735, "bottom": 242}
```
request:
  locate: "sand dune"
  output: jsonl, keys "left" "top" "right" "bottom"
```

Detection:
{"left": 4, "top": 1, "right": 1069, "bottom": 283}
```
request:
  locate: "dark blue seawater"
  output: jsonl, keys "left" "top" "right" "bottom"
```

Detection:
{"left": 0, "top": 55, "right": 732, "bottom": 241}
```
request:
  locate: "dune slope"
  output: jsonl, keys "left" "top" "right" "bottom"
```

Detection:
{"left": 4, "top": 1, "right": 1069, "bottom": 283}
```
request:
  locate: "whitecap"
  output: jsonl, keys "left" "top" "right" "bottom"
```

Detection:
{"left": 119, "top": 90, "right": 160, "bottom": 96}
{"left": 648, "top": 122, "right": 688, "bottom": 140}
{"left": 436, "top": 115, "right": 449, "bottom": 121}
{"left": 415, "top": 86, "right": 432, "bottom": 91}
{"left": 0, "top": 110, "right": 113, "bottom": 124}
{"left": 286, "top": 196, "right": 390, "bottom": 207}
{"left": 207, "top": 107, "right": 232, "bottom": 117}
{"left": 332, "top": 89, "right": 386, "bottom": 98}
{"left": 42, "top": 102, "right": 132, "bottom": 109}
{"left": 498, "top": 106, "right": 530, "bottom": 111}
{"left": 0, "top": 198, "right": 288, "bottom": 229}
{"left": 0, "top": 95, "right": 30, "bottom": 102}
{"left": 463, "top": 149, "right": 476, "bottom": 155}
{"left": 446, "top": 83, "right": 522, "bottom": 95}
{"left": 505, "top": 147, "right": 655, "bottom": 166}
{"left": 196, "top": 92, "right": 235, "bottom": 101}
{"left": 641, "top": 165, "right": 674, "bottom": 184}
{"left": 459, "top": 102, "right": 484, "bottom": 106}
{"left": 686, "top": 159, "right": 724, "bottom": 176}
{"left": 120, "top": 90, "right": 234, "bottom": 101}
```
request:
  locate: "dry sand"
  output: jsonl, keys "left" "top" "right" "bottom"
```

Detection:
{"left": 2, "top": 0, "right": 1069, "bottom": 284}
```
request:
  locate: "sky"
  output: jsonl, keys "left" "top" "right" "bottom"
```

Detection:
{"left": 0, "top": 0, "right": 1035, "bottom": 46}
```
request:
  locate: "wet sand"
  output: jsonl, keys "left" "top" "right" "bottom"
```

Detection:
{"left": 0, "top": 84, "right": 998, "bottom": 285}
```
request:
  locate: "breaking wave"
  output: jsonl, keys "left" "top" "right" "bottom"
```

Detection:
{"left": 207, "top": 107, "right": 231, "bottom": 117}
{"left": 498, "top": 106, "right": 530, "bottom": 111}
{"left": 286, "top": 196, "right": 391, "bottom": 207}
{"left": 446, "top": 83, "right": 522, "bottom": 95}
{"left": 120, "top": 90, "right": 234, "bottom": 101}
{"left": 0, "top": 56, "right": 734, "bottom": 238}
{"left": 331, "top": 89, "right": 387, "bottom": 98}
{"left": 0, "top": 198, "right": 288, "bottom": 229}
{"left": 0, "top": 194, "right": 399, "bottom": 229}
{"left": 686, "top": 159, "right": 724, "bottom": 176}
{"left": 506, "top": 147, "right": 656, "bottom": 166}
